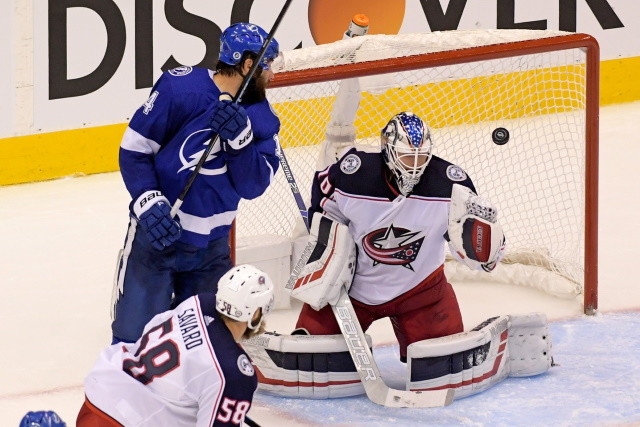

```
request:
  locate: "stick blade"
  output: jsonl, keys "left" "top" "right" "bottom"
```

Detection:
{"left": 379, "top": 388, "right": 454, "bottom": 408}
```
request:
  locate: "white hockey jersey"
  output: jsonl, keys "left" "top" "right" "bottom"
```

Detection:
{"left": 309, "top": 148, "right": 476, "bottom": 305}
{"left": 84, "top": 294, "right": 257, "bottom": 426}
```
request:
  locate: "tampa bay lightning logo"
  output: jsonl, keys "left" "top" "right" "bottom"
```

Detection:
{"left": 178, "top": 129, "right": 227, "bottom": 175}
{"left": 362, "top": 224, "right": 424, "bottom": 270}
{"left": 168, "top": 66, "right": 193, "bottom": 76}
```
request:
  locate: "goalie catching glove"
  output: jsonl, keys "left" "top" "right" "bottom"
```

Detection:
{"left": 445, "top": 184, "right": 506, "bottom": 272}
{"left": 286, "top": 213, "right": 357, "bottom": 310}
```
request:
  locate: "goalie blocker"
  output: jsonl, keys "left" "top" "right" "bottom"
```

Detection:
{"left": 285, "top": 212, "right": 357, "bottom": 310}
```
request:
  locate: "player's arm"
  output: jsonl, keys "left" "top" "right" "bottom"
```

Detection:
{"left": 224, "top": 132, "right": 280, "bottom": 200}
{"left": 445, "top": 183, "right": 506, "bottom": 272}
{"left": 211, "top": 100, "right": 281, "bottom": 199}
{"left": 119, "top": 73, "right": 184, "bottom": 249}
{"left": 196, "top": 378, "right": 228, "bottom": 427}
{"left": 119, "top": 72, "right": 183, "bottom": 199}
{"left": 308, "top": 152, "right": 352, "bottom": 225}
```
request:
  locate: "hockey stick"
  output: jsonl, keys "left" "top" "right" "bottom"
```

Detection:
{"left": 275, "top": 144, "right": 309, "bottom": 229}
{"left": 331, "top": 288, "right": 453, "bottom": 407}
{"left": 244, "top": 415, "right": 260, "bottom": 427}
{"left": 170, "top": 0, "right": 293, "bottom": 218}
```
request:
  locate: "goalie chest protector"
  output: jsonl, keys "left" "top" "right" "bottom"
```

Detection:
{"left": 310, "top": 149, "right": 477, "bottom": 305}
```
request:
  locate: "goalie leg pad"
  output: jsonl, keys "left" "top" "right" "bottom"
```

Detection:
{"left": 407, "top": 316, "right": 511, "bottom": 399}
{"left": 286, "top": 213, "right": 357, "bottom": 310}
{"left": 241, "top": 332, "right": 372, "bottom": 399}
{"left": 406, "top": 313, "right": 552, "bottom": 399}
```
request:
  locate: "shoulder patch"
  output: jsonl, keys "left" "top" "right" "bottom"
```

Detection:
{"left": 446, "top": 165, "right": 467, "bottom": 182}
{"left": 237, "top": 354, "right": 255, "bottom": 376}
{"left": 340, "top": 153, "right": 361, "bottom": 174}
{"left": 168, "top": 66, "right": 193, "bottom": 76}
{"left": 142, "top": 90, "right": 159, "bottom": 115}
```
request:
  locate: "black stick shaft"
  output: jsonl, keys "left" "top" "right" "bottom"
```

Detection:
{"left": 244, "top": 415, "right": 261, "bottom": 427}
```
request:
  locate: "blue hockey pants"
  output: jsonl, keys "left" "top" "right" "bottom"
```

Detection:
{"left": 111, "top": 219, "right": 232, "bottom": 343}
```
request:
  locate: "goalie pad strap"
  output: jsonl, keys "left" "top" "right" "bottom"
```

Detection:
{"left": 407, "top": 313, "right": 552, "bottom": 399}
{"left": 241, "top": 332, "right": 372, "bottom": 399}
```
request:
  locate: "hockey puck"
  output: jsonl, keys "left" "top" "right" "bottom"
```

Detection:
{"left": 492, "top": 127, "right": 509, "bottom": 145}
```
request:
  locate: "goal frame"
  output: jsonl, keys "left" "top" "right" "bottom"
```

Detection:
{"left": 236, "top": 33, "right": 600, "bottom": 315}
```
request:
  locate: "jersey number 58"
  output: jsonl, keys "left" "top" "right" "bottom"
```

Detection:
{"left": 217, "top": 397, "right": 250, "bottom": 425}
{"left": 122, "top": 318, "right": 180, "bottom": 385}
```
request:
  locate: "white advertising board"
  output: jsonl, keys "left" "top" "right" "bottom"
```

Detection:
{"left": 0, "top": 0, "right": 14, "bottom": 137}
{"left": 31, "top": 0, "right": 640, "bottom": 134}
{"left": 400, "top": 0, "right": 639, "bottom": 59}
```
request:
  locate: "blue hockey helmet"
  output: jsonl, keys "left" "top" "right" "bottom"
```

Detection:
{"left": 219, "top": 23, "right": 279, "bottom": 70}
{"left": 20, "top": 411, "right": 66, "bottom": 427}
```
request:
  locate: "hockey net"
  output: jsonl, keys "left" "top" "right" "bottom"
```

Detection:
{"left": 236, "top": 30, "right": 599, "bottom": 314}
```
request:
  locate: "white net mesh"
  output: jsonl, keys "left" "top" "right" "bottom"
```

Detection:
{"left": 237, "top": 30, "right": 594, "bottom": 300}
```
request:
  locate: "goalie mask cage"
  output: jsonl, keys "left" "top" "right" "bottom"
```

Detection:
{"left": 235, "top": 30, "right": 599, "bottom": 315}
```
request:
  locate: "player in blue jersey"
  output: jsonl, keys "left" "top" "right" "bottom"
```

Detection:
{"left": 111, "top": 23, "right": 281, "bottom": 344}
{"left": 293, "top": 112, "right": 506, "bottom": 362}
{"left": 78, "top": 265, "right": 274, "bottom": 426}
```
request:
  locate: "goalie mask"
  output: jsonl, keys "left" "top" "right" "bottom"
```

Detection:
{"left": 381, "top": 112, "right": 433, "bottom": 196}
{"left": 219, "top": 23, "right": 280, "bottom": 70}
{"left": 216, "top": 264, "right": 275, "bottom": 330}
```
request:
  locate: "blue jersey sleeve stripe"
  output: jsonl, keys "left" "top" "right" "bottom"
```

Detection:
{"left": 121, "top": 126, "right": 161, "bottom": 155}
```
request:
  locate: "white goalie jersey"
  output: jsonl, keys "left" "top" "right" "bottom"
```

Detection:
{"left": 309, "top": 148, "right": 478, "bottom": 305}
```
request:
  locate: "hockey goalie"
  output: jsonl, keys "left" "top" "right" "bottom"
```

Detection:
{"left": 242, "top": 111, "right": 553, "bottom": 402}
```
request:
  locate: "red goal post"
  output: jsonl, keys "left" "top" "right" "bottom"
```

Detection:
{"left": 235, "top": 30, "right": 599, "bottom": 314}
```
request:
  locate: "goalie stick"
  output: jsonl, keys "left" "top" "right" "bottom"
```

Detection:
{"left": 277, "top": 14, "right": 453, "bottom": 409}
{"left": 331, "top": 287, "right": 454, "bottom": 407}
{"left": 170, "top": 0, "right": 293, "bottom": 218}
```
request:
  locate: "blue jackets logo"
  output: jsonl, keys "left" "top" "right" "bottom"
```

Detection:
{"left": 362, "top": 224, "right": 425, "bottom": 270}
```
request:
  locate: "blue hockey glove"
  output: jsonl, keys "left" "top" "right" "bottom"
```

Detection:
{"left": 20, "top": 410, "right": 66, "bottom": 427}
{"left": 210, "top": 100, "right": 253, "bottom": 150}
{"left": 131, "top": 190, "right": 182, "bottom": 251}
